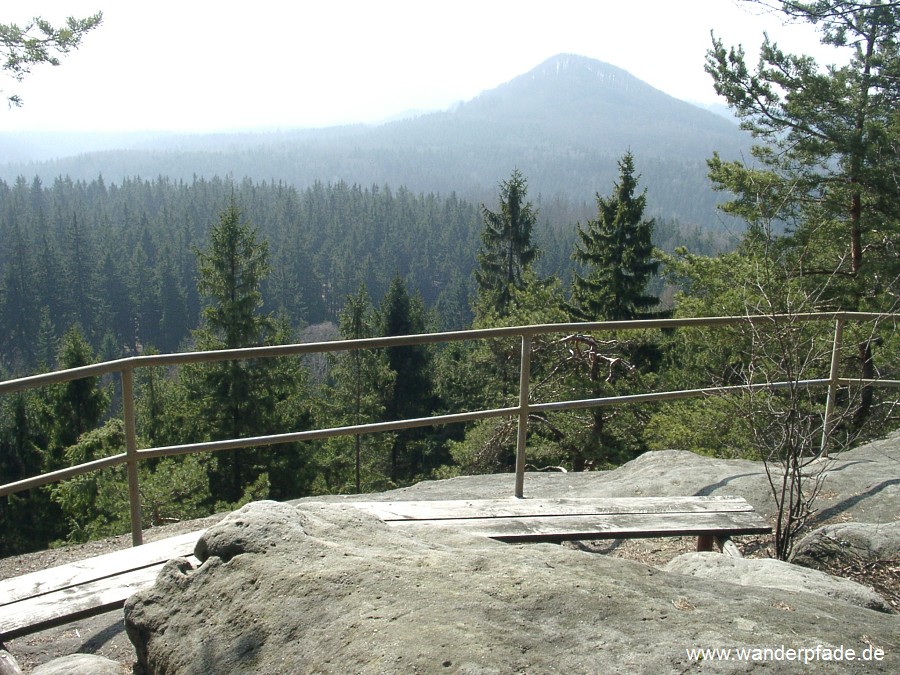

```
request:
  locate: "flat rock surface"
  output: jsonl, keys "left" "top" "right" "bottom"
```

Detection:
{"left": 125, "top": 499, "right": 898, "bottom": 674}
{"left": 664, "top": 551, "right": 892, "bottom": 613}
{"left": 3, "top": 433, "right": 898, "bottom": 673}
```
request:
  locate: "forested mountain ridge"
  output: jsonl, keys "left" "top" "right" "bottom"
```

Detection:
{"left": 421, "top": 54, "right": 743, "bottom": 161}
{"left": 0, "top": 54, "right": 749, "bottom": 230}
{"left": 0, "top": 54, "right": 743, "bottom": 373}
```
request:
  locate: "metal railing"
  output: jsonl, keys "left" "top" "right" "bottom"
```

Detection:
{"left": 1, "top": 312, "right": 897, "bottom": 547}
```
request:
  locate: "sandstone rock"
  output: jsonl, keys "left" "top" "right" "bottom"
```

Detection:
{"left": 125, "top": 500, "right": 900, "bottom": 674}
{"left": 791, "top": 522, "right": 900, "bottom": 571}
{"left": 6, "top": 436, "right": 900, "bottom": 674}
{"left": 193, "top": 500, "right": 314, "bottom": 563}
{"left": 31, "top": 653, "right": 123, "bottom": 674}
{"left": 665, "top": 552, "right": 892, "bottom": 613}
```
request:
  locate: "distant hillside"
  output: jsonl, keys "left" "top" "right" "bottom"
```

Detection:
{"left": 0, "top": 54, "right": 750, "bottom": 230}
{"left": 417, "top": 54, "right": 744, "bottom": 161}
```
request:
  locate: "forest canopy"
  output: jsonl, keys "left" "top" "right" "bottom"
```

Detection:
{"left": 0, "top": 173, "right": 724, "bottom": 374}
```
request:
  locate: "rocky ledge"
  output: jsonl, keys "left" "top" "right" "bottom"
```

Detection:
{"left": 121, "top": 436, "right": 899, "bottom": 674}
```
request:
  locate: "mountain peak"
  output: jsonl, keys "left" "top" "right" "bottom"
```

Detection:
{"left": 530, "top": 53, "right": 632, "bottom": 79}
{"left": 436, "top": 52, "right": 746, "bottom": 169}
{"left": 459, "top": 53, "right": 674, "bottom": 125}
{"left": 512, "top": 53, "right": 658, "bottom": 99}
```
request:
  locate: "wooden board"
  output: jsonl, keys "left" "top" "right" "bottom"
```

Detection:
{"left": 335, "top": 496, "right": 771, "bottom": 543}
{"left": 382, "top": 510, "right": 771, "bottom": 542}
{"left": 0, "top": 556, "right": 199, "bottom": 640}
{"left": 0, "top": 530, "right": 203, "bottom": 607}
{"left": 344, "top": 496, "right": 759, "bottom": 522}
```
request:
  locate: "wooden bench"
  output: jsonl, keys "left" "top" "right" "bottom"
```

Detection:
{"left": 0, "top": 495, "right": 769, "bottom": 642}
{"left": 341, "top": 495, "right": 771, "bottom": 553}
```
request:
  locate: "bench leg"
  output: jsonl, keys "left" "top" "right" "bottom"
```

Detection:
{"left": 696, "top": 535, "right": 743, "bottom": 556}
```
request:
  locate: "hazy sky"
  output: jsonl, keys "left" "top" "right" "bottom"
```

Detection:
{"left": 2, "top": 0, "right": 841, "bottom": 133}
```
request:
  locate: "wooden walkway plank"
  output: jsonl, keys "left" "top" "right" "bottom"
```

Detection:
{"left": 0, "top": 557, "right": 199, "bottom": 641}
{"left": 0, "top": 530, "right": 203, "bottom": 607}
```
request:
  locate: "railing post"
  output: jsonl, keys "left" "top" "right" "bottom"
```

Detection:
{"left": 820, "top": 318, "right": 845, "bottom": 458}
{"left": 514, "top": 333, "right": 532, "bottom": 498}
{"left": 121, "top": 368, "right": 143, "bottom": 546}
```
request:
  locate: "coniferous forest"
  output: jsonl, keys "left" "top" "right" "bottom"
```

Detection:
{"left": 0, "top": 172, "right": 727, "bottom": 371}
{"left": 1, "top": 2, "right": 899, "bottom": 558}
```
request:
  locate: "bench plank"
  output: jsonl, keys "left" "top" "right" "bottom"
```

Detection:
{"left": 375, "top": 509, "right": 771, "bottom": 542}
{"left": 344, "top": 496, "right": 758, "bottom": 522}
{"left": 338, "top": 496, "right": 771, "bottom": 543}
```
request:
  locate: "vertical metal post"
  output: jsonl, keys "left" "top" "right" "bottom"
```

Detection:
{"left": 121, "top": 368, "right": 143, "bottom": 546}
{"left": 514, "top": 333, "right": 532, "bottom": 498}
{"left": 820, "top": 318, "right": 844, "bottom": 458}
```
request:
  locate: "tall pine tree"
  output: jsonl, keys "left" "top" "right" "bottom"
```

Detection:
{"left": 48, "top": 326, "right": 109, "bottom": 464}
{"left": 0, "top": 392, "right": 57, "bottom": 554}
{"left": 319, "top": 285, "right": 395, "bottom": 493}
{"left": 196, "top": 199, "right": 272, "bottom": 351}
{"left": 706, "top": 0, "right": 900, "bottom": 427}
{"left": 380, "top": 275, "right": 441, "bottom": 482}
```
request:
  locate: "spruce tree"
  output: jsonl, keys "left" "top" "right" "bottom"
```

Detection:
{"left": 98, "top": 247, "right": 134, "bottom": 354}
{"left": 0, "top": 218, "right": 38, "bottom": 370}
{"left": 320, "top": 285, "right": 394, "bottom": 492}
{"left": 196, "top": 199, "right": 272, "bottom": 350}
{"left": 570, "top": 152, "right": 659, "bottom": 321}
{"left": 0, "top": 392, "right": 56, "bottom": 554}
{"left": 380, "top": 275, "right": 440, "bottom": 482}
{"left": 156, "top": 248, "right": 189, "bottom": 353}
{"left": 49, "top": 326, "right": 109, "bottom": 463}
{"left": 63, "top": 214, "right": 99, "bottom": 343}
{"left": 191, "top": 199, "right": 279, "bottom": 503}
{"left": 475, "top": 169, "right": 540, "bottom": 318}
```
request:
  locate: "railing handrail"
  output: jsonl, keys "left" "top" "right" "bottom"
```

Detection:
{"left": 1, "top": 311, "right": 896, "bottom": 547}
{"left": 0, "top": 311, "right": 887, "bottom": 396}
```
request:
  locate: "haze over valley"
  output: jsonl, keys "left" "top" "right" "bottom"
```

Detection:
{"left": 1, "top": 55, "right": 748, "bottom": 232}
